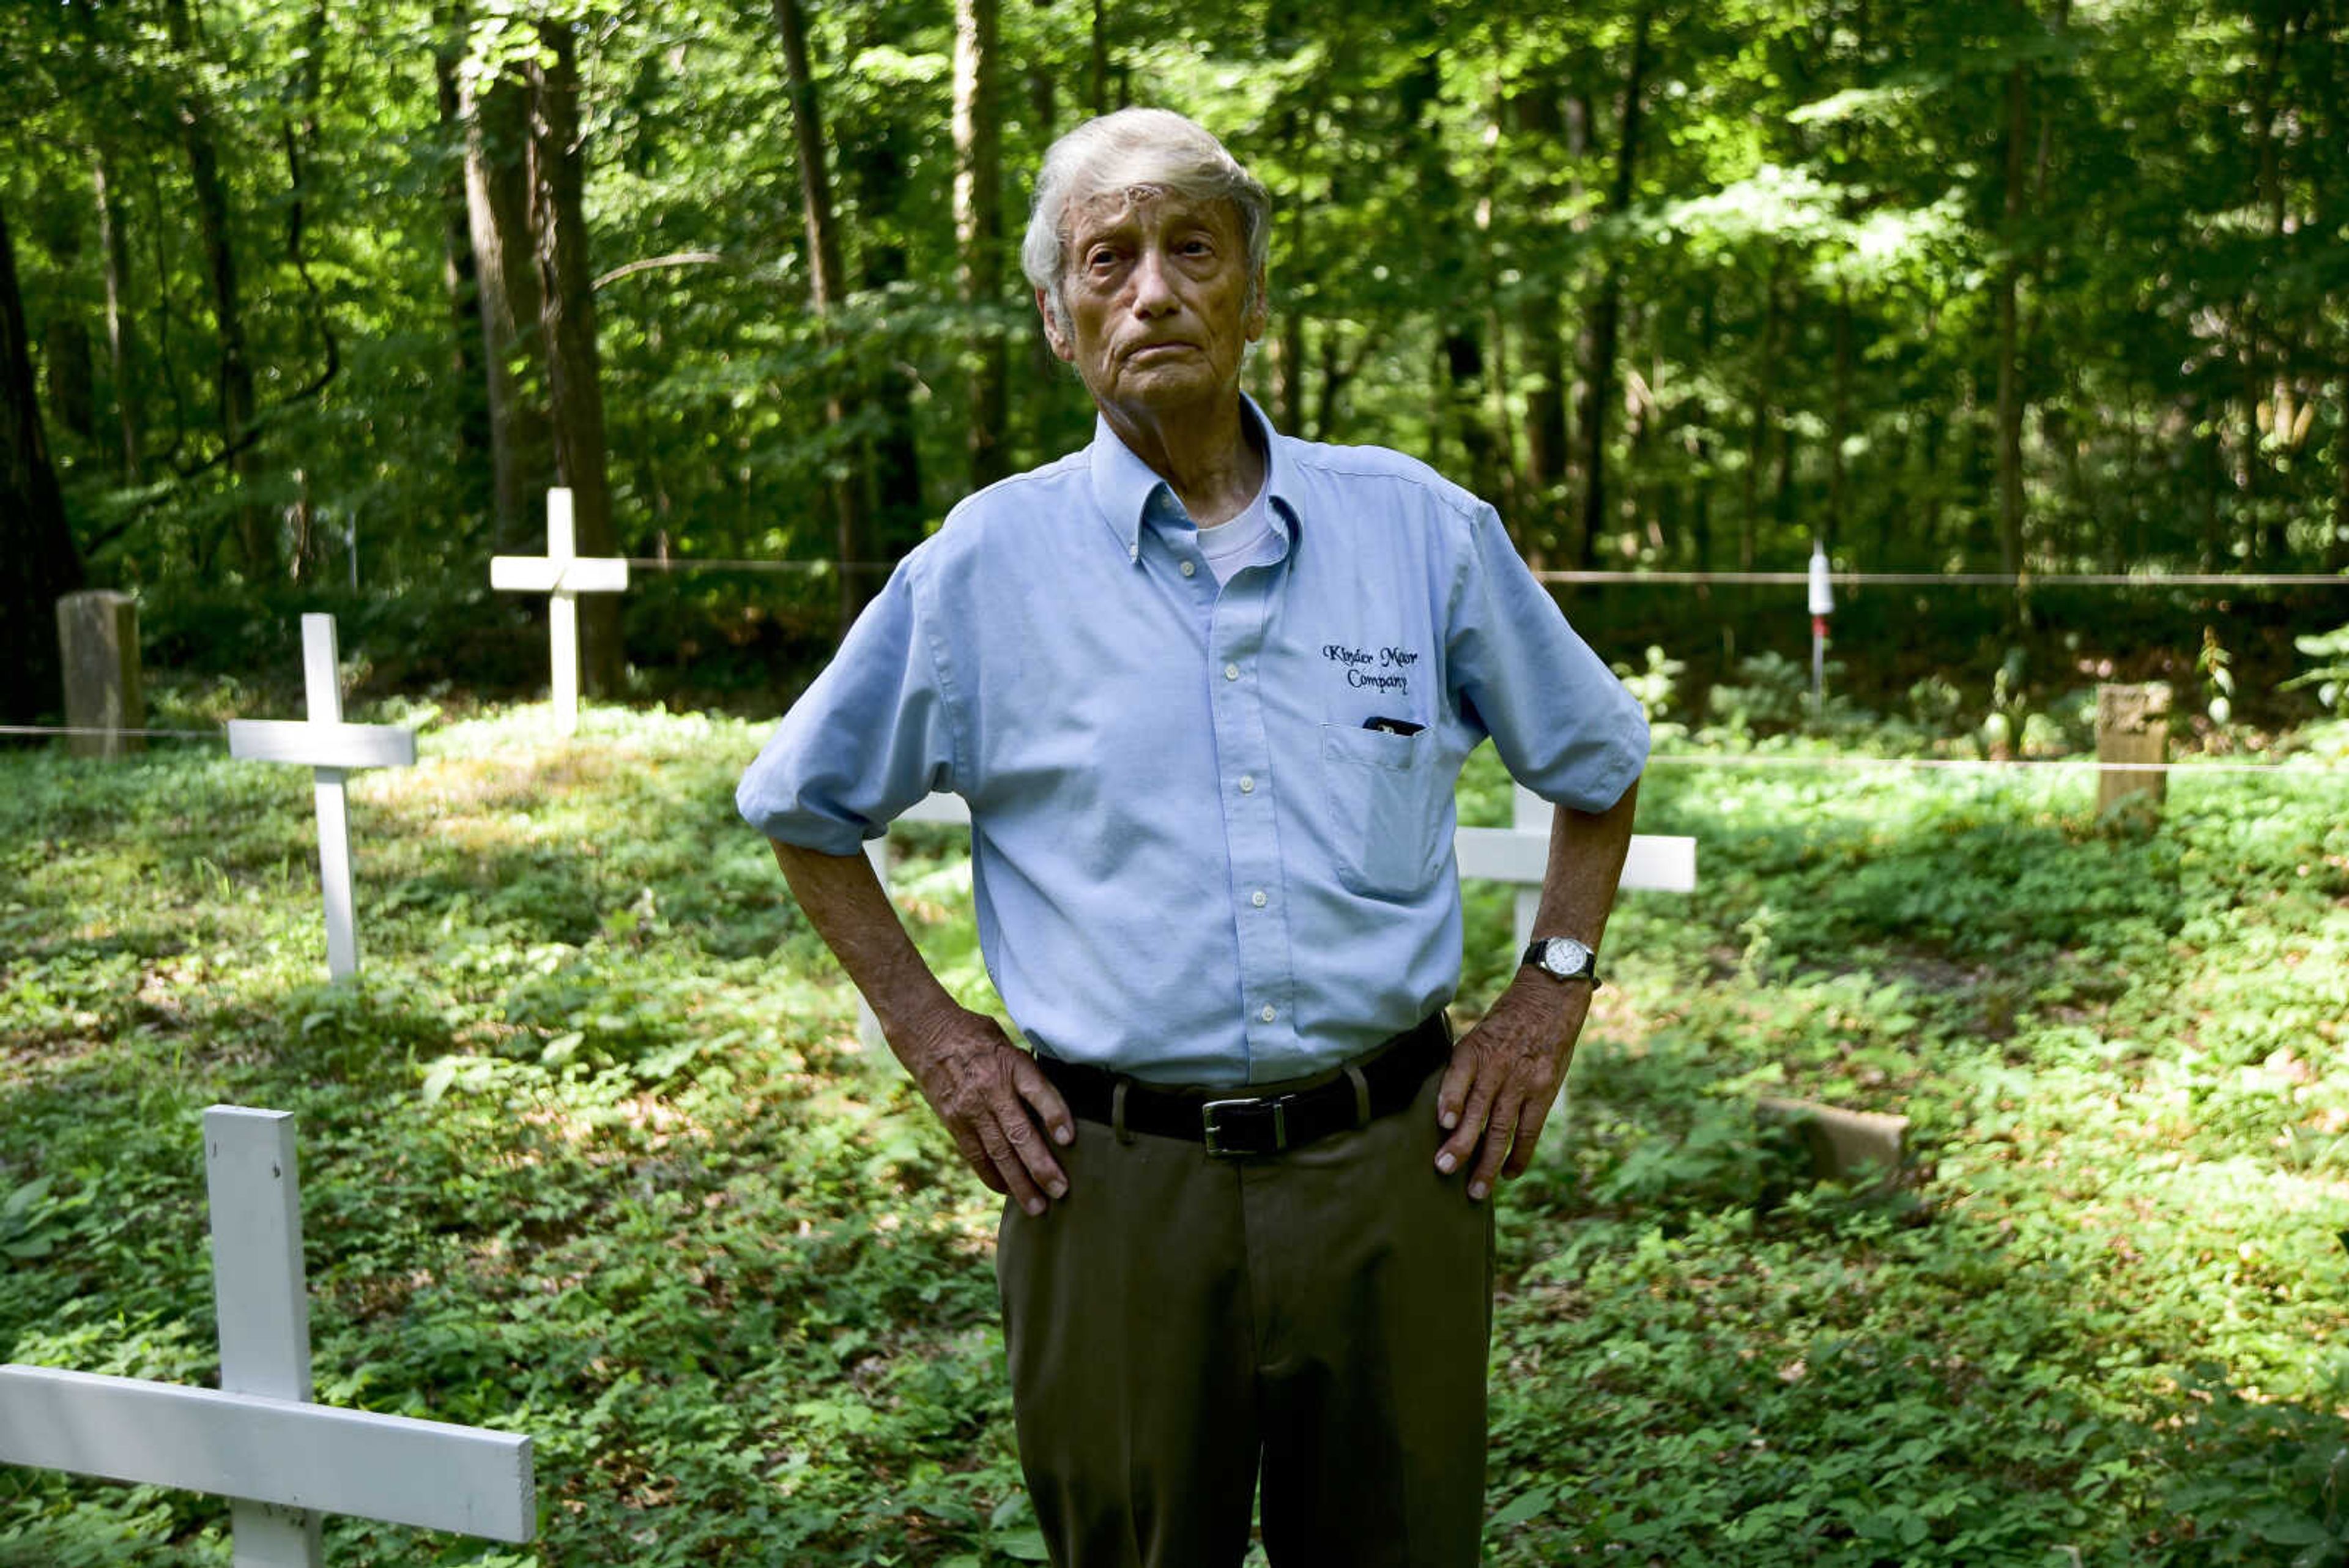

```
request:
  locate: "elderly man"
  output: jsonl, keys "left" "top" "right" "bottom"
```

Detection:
{"left": 738, "top": 108, "right": 1648, "bottom": 1567}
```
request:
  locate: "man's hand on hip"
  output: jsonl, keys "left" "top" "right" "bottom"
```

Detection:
{"left": 1433, "top": 976, "right": 1589, "bottom": 1202}
{"left": 897, "top": 1003, "right": 1075, "bottom": 1216}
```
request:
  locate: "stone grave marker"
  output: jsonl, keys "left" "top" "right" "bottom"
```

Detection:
{"left": 2096, "top": 682, "right": 2170, "bottom": 815}
{"left": 55, "top": 589, "right": 144, "bottom": 758}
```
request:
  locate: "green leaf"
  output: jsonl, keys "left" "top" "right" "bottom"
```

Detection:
{"left": 420, "top": 1058, "right": 460, "bottom": 1104}
{"left": 2, "top": 1176, "right": 52, "bottom": 1221}
{"left": 2253, "top": 1513, "right": 2332, "bottom": 1547}
{"left": 993, "top": 1528, "right": 1052, "bottom": 1562}
{"left": 1489, "top": 1482, "right": 1559, "bottom": 1531}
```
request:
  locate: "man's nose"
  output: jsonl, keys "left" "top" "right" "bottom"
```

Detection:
{"left": 1129, "top": 246, "right": 1178, "bottom": 316}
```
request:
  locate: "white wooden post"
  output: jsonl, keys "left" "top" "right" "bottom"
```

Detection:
{"left": 208, "top": 1108, "right": 323, "bottom": 1564}
{"left": 489, "top": 488, "right": 629, "bottom": 736}
{"left": 853, "top": 790, "right": 1699, "bottom": 1049}
{"left": 226, "top": 616, "right": 418, "bottom": 981}
{"left": 0, "top": 1108, "right": 536, "bottom": 1556}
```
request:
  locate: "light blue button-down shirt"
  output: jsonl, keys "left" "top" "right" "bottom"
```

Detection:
{"left": 738, "top": 399, "right": 1649, "bottom": 1087}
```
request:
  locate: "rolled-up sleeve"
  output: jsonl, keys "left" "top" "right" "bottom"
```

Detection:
{"left": 1447, "top": 503, "right": 1649, "bottom": 812}
{"left": 735, "top": 560, "right": 959, "bottom": 855}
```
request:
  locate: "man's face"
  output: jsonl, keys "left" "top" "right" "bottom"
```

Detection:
{"left": 1038, "top": 185, "right": 1266, "bottom": 425}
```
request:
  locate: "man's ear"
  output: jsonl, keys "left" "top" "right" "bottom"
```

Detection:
{"left": 1035, "top": 285, "right": 1074, "bottom": 362}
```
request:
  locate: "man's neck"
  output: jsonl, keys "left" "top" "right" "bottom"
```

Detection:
{"left": 1101, "top": 395, "right": 1265, "bottom": 529}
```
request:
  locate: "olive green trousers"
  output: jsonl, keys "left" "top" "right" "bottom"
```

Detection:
{"left": 995, "top": 1063, "right": 1494, "bottom": 1568}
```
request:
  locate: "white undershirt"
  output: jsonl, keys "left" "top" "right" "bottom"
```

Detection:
{"left": 1193, "top": 473, "right": 1277, "bottom": 586}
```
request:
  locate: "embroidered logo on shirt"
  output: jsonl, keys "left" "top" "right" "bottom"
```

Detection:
{"left": 1321, "top": 643, "right": 1420, "bottom": 693}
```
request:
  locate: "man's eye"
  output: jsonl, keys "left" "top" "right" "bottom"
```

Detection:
{"left": 1087, "top": 248, "right": 1119, "bottom": 270}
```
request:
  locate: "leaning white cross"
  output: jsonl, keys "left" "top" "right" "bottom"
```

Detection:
{"left": 0, "top": 1107, "right": 535, "bottom": 1564}
{"left": 227, "top": 614, "right": 418, "bottom": 981}
{"left": 490, "top": 487, "right": 629, "bottom": 736}
{"left": 1457, "top": 782, "right": 1697, "bottom": 946}
{"left": 853, "top": 784, "right": 1698, "bottom": 1050}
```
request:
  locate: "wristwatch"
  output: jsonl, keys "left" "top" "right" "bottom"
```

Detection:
{"left": 1521, "top": 935, "right": 1601, "bottom": 987}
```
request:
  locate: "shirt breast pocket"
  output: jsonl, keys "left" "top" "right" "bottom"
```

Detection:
{"left": 1319, "top": 723, "right": 1449, "bottom": 900}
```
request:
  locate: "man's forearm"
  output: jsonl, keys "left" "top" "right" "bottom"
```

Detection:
{"left": 1529, "top": 776, "right": 1642, "bottom": 954}
{"left": 768, "top": 839, "right": 958, "bottom": 1049}
{"left": 1499, "top": 776, "right": 1643, "bottom": 1039}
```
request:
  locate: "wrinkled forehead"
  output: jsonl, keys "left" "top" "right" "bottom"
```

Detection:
{"left": 1063, "top": 182, "right": 1241, "bottom": 245}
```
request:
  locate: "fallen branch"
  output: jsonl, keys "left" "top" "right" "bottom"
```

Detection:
{"left": 592, "top": 251, "right": 725, "bottom": 291}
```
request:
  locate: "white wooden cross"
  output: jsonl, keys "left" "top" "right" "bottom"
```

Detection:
{"left": 490, "top": 487, "right": 629, "bottom": 735}
{"left": 852, "top": 785, "right": 1698, "bottom": 1050}
{"left": 226, "top": 615, "right": 418, "bottom": 981}
{"left": 0, "top": 1107, "right": 536, "bottom": 1565}
{"left": 1455, "top": 782, "right": 1698, "bottom": 947}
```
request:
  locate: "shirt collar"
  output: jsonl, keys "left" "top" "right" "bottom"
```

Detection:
{"left": 1088, "top": 393, "right": 1297, "bottom": 563}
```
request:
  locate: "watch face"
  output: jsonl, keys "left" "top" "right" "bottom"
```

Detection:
{"left": 1535, "top": 937, "right": 1594, "bottom": 979}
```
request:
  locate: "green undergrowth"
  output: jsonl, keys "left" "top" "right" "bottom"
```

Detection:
{"left": 2, "top": 708, "right": 2345, "bottom": 1565}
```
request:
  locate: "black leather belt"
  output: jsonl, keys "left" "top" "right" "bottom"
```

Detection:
{"left": 1035, "top": 1013, "right": 1452, "bottom": 1157}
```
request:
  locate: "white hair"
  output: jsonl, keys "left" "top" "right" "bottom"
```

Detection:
{"left": 1020, "top": 108, "right": 1272, "bottom": 335}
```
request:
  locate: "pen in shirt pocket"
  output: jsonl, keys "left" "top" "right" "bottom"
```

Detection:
{"left": 1362, "top": 716, "right": 1424, "bottom": 737}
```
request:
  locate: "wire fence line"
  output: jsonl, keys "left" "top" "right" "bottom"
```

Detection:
{"left": 1533, "top": 570, "right": 2349, "bottom": 589}
{"left": 1642, "top": 753, "right": 2340, "bottom": 778}
{"left": 622, "top": 557, "right": 2348, "bottom": 589}
{"left": 0, "top": 724, "right": 226, "bottom": 742}
{"left": 4, "top": 723, "right": 2339, "bottom": 780}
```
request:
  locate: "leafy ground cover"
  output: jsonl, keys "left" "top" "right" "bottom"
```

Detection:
{"left": 2, "top": 707, "right": 2345, "bottom": 1566}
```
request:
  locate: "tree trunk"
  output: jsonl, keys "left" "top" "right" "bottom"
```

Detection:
{"left": 2334, "top": 413, "right": 2349, "bottom": 572}
{"left": 163, "top": 0, "right": 267, "bottom": 578}
{"left": 434, "top": 4, "right": 493, "bottom": 535}
{"left": 0, "top": 199, "right": 84, "bottom": 728}
{"left": 1826, "top": 278, "right": 1851, "bottom": 555}
{"left": 1994, "top": 58, "right": 2028, "bottom": 589}
{"left": 1510, "top": 84, "right": 1570, "bottom": 559}
{"left": 1089, "top": 0, "right": 1110, "bottom": 117}
{"left": 92, "top": 152, "right": 143, "bottom": 481}
{"left": 1575, "top": 3, "right": 1653, "bottom": 568}
{"left": 772, "top": 0, "right": 877, "bottom": 631}
{"left": 842, "top": 117, "right": 925, "bottom": 559}
{"left": 40, "top": 240, "right": 95, "bottom": 447}
{"left": 1742, "top": 259, "right": 1781, "bottom": 572}
{"left": 954, "top": 0, "right": 1008, "bottom": 490}
{"left": 1024, "top": 63, "right": 1061, "bottom": 393}
{"left": 530, "top": 19, "right": 623, "bottom": 699}
{"left": 463, "top": 61, "right": 552, "bottom": 548}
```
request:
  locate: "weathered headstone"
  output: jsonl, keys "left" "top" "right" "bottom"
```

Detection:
{"left": 55, "top": 589, "right": 144, "bottom": 758}
{"left": 0, "top": 1107, "right": 536, "bottom": 1566}
{"left": 490, "top": 488, "right": 629, "bottom": 736}
{"left": 1757, "top": 1096, "right": 1909, "bottom": 1185}
{"left": 2096, "top": 682, "right": 2169, "bottom": 814}
{"left": 226, "top": 615, "right": 419, "bottom": 980}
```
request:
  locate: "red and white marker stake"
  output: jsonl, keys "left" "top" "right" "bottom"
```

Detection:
{"left": 1808, "top": 543, "right": 1835, "bottom": 717}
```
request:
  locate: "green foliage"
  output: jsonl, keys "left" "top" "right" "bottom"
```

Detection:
{"left": 9, "top": 0, "right": 2347, "bottom": 718}
{"left": 4, "top": 709, "right": 2345, "bottom": 1562}
{"left": 2285, "top": 623, "right": 2349, "bottom": 713}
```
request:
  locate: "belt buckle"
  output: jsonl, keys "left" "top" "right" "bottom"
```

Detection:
{"left": 1201, "top": 1096, "right": 1286, "bottom": 1157}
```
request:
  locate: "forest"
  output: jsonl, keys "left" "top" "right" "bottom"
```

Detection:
{"left": 5, "top": 0, "right": 2347, "bottom": 726}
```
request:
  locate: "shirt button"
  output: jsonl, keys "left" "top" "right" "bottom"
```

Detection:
{"left": 1179, "top": 560, "right": 1197, "bottom": 578}
{"left": 1238, "top": 775, "right": 1255, "bottom": 794}
{"left": 1223, "top": 663, "right": 1240, "bottom": 681}
{"left": 1250, "top": 889, "right": 1267, "bottom": 907}
{"left": 1260, "top": 1005, "right": 1277, "bottom": 1023}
